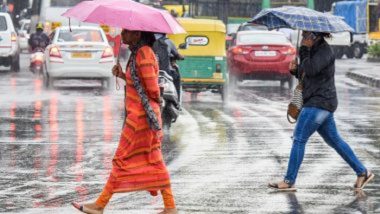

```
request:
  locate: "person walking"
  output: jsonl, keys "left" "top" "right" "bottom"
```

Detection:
{"left": 268, "top": 31, "right": 375, "bottom": 191}
{"left": 72, "top": 29, "right": 177, "bottom": 214}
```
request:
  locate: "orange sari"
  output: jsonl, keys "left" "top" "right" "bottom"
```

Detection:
{"left": 102, "top": 46, "right": 171, "bottom": 195}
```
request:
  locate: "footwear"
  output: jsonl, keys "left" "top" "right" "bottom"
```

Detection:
{"left": 268, "top": 182, "right": 297, "bottom": 192}
{"left": 354, "top": 171, "right": 375, "bottom": 190}
{"left": 149, "top": 190, "right": 158, "bottom": 196}
{"left": 72, "top": 202, "right": 104, "bottom": 214}
{"left": 158, "top": 208, "right": 178, "bottom": 214}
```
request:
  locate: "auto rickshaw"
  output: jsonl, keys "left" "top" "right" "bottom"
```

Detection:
{"left": 168, "top": 18, "right": 228, "bottom": 101}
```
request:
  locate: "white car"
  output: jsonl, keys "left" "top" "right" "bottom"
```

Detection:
{"left": 18, "top": 19, "right": 30, "bottom": 52}
{"left": 44, "top": 26, "right": 115, "bottom": 89}
{"left": 0, "top": 12, "right": 20, "bottom": 72}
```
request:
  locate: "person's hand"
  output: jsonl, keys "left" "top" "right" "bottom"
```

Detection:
{"left": 112, "top": 63, "right": 123, "bottom": 78}
{"left": 289, "top": 59, "right": 297, "bottom": 71}
{"left": 301, "top": 37, "right": 314, "bottom": 48}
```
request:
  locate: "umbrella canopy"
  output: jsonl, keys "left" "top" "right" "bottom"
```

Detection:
{"left": 62, "top": 0, "right": 186, "bottom": 34}
{"left": 251, "top": 6, "right": 354, "bottom": 33}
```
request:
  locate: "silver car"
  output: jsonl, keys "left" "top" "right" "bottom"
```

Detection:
{"left": 18, "top": 19, "right": 30, "bottom": 52}
{"left": 0, "top": 12, "right": 20, "bottom": 72}
{"left": 44, "top": 26, "right": 115, "bottom": 89}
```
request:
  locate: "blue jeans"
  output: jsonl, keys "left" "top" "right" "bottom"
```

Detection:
{"left": 284, "top": 107, "right": 366, "bottom": 185}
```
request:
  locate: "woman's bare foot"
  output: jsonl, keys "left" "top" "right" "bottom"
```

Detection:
{"left": 72, "top": 202, "right": 104, "bottom": 214}
{"left": 158, "top": 208, "right": 178, "bottom": 214}
{"left": 268, "top": 181, "right": 297, "bottom": 191}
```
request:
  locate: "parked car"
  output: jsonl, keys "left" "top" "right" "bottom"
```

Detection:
{"left": 18, "top": 19, "right": 31, "bottom": 52}
{"left": 228, "top": 30, "right": 296, "bottom": 88}
{"left": 0, "top": 12, "right": 20, "bottom": 72}
{"left": 44, "top": 26, "right": 114, "bottom": 89}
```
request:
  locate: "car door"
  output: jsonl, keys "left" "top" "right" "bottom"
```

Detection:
{"left": 0, "top": 15, "right": 12, "bottom": 55}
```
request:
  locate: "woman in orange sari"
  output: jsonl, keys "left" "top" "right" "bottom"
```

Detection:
{"left": 72, "top": 29, "right": 177, "bottom": 214}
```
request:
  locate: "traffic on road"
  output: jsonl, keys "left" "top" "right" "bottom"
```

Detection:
{"left": 0, "top": 0, "right": 379, "bottom": 213}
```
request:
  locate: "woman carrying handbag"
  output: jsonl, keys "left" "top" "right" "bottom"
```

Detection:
{"left": 268, "top": 31, "right": 374, "bottom": 191}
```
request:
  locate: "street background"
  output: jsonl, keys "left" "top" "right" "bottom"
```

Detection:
{"left": 0, "top": 53, "right": 378, "bottom": 213}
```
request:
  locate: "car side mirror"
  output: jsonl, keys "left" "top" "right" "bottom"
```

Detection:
{"left": 179, "top": 42, "right": 188, "bottom": 49}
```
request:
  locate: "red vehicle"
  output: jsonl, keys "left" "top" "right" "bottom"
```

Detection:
{"left": 228, "top": 30, "right": 296, "bottom": 88}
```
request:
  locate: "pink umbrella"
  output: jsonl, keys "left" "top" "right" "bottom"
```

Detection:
{"left": 62, "top": 0, "right": 186, "bottom": 34}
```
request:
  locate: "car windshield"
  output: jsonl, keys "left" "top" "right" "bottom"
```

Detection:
{"left": 237, "top": 33, "right": 289, "bottom": 45}
{"left": 0, "top": 16, "right": 7, "bottom": 31}
{"left": 57, "top": 29, "right": 104, "bottom": 43}
{"left": 51, "top": 0, "right": 86, "bottom": 7}
{"left": 240, "top": 24, "right": 268, "bottom": 31}
{"left": 227, "top": 24, "right": 240, "bottom": 35}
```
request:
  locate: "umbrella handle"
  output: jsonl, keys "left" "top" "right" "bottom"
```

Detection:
{"left": 115, "top": 74, "right": 120, "bottom": 91}
{"left": 69, "top": 18, "right": 72, "bottom": 32}
{"left": 296, "top": 29, "right": 301, "bottom": 64}
{"left": 115, "top": 38, "right": 122, "bottom": 91}
{"left": 115, "top": 59, "right": 120, "bottom": 90}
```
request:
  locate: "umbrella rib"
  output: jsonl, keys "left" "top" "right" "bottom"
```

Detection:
{"left": 159, "top": 12, "right": 173, "bottom": 34}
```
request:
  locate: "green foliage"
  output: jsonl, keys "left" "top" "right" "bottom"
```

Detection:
{"left": 368, "top": 43, "right": 380, "bottom": 58}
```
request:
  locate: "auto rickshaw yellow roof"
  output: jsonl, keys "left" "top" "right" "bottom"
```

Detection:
{"left": 176, "top": 18, "right": 226, "bottom": 33}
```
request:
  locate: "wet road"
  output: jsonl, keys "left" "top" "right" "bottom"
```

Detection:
{"left": 0, "top": 54, "right": 379, "bottom": 213}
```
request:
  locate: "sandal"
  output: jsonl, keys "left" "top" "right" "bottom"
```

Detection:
{"left": 158, "top": 208, "right": 178, "bottom": 214}
{"left": 268, "top": 182, "right": 297, "bottom": 192}
{"left": 72, "top": 202, "right": 104, "bottom": 214}
{"left": 149, "top": 190, "right": 158, "bottom": 196}
{"left": 354, "top": 171, "right": 375, "bottom": 190}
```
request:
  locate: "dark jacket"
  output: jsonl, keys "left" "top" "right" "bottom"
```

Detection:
{"left": 293, "top": 39, "right": 338, "bottom": 112}
{"left": 28, "top": 31, "right": 50, "bottom": 50}
{"left": 165, "top": 38, "right": 182, "bottom": 61}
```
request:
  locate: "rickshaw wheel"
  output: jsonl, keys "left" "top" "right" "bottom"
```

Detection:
{"left": 191, "top": 93, "right": 198, "bottom": 101}
{"left": 221, "top": 84, "right": 228, "bottom": 102}
{"left": 229, "top": 74, "right": 238, "bottom": 91}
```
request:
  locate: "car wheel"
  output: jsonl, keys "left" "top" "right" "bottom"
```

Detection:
{"left": 11, "top": 54, "right": 20, "bottom": 72}
{"left": 353, "top": 43, "right": 364, "bottom": 59}
{"left": 43, "top": 75, "right": 50, "bottom": 88}
{"left": 333, "top": 47, "right": 344, "bottom": 59}
{"left": 345, "top": 46, "right": 354, "bottom": 59}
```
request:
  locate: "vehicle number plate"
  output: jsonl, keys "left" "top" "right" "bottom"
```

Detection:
{"left": 72, "top": 52, "right": 92, "bottom": 58}
{"left": 213, "top": 73, "right": 222, "bottom": 79}
{"left": 254, "top": 51, "right": 276, "bottom": 57}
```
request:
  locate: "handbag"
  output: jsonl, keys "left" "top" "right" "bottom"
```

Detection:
{"left": 287, "top": 73, "right": 305, "bottom": 124}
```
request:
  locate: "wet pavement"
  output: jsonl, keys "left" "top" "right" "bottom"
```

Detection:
{"left": 0, "top": 54, "right": 379, "bottom": 213}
